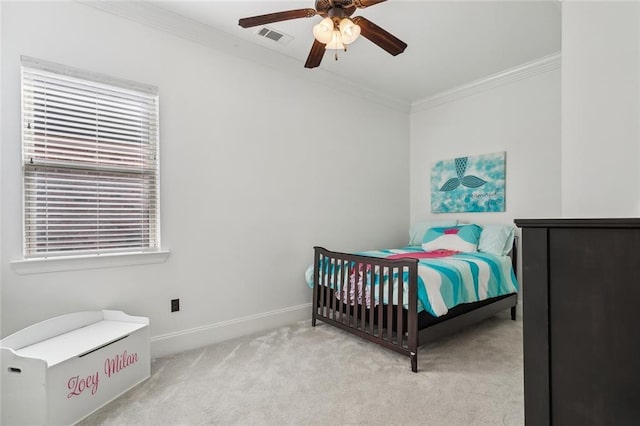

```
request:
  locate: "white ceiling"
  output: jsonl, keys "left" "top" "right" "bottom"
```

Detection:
{"left": 115, "top": 1, "right": 562, "bottom": 105}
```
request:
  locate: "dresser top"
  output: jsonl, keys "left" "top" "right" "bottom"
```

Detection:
{"left": 515, "top": 218, "right": 640, "bottom": 228}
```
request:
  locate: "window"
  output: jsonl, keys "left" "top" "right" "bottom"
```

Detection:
{"left": 21, "top": 57, "right": 160, "bottom": 258}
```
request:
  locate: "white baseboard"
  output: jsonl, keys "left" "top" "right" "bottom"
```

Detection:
{"left": 150, "top": 303, "right": 312, "bottom": 358}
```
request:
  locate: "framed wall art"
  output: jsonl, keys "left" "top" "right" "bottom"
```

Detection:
{"left": 431, "top": 151, "right": 506, "bottom": 213}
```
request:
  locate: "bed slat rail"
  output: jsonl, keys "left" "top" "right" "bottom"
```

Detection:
{"left": 312, "top": 247, "right": 419, "bottom": 371}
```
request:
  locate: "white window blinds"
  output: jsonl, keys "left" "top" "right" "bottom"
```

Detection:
{"left": 22, "top": 59, "right": 160, "bottom": 258}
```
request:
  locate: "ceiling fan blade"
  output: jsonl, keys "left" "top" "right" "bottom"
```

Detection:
{"left": 305, "top": 40, "right": 327, "bottom": 69}
{"left": 238, "top": 9, "right": 317, "bottom": 28}
{"left": 353, "top": 0, "right": 387, "bottom": 8}
{"left": 351, "top": 16, "right": 407, "bottom": 56}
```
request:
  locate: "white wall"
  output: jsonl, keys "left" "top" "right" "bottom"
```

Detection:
{"left": 0, "top": 0, "right": 3, "bottom": 353}
{"left": 0, "top": 2, "right": 410, "bottom": 355}
{"left": 410, "top": 66, "right": 562, "bottom": 227}
{"left": 561, "top": 1, "right": 640, "bottom": 217}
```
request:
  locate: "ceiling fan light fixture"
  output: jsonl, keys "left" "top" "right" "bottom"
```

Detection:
{"left": 312, "top": 17, "right": 334, "bottom": 44}
{"left": 325, "top": 30, "right": 345, "bottom": 50}
{"left": 339, "top": 18, "right": 361, "bottom": 44}
{"left": 238, "top": 1, "right": 407, "bottom": 69}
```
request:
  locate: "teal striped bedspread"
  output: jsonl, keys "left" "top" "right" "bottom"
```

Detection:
{"left": 305, "top": 246, "right": 519, "bottom": 317}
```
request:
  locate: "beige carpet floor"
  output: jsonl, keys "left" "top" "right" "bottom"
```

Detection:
{"left": 80, "top": 311, "right": 523, "bottom": 425}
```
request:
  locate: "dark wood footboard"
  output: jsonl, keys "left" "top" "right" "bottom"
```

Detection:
{"left": 312, "top": 247, "right": 420, "bottom": 371}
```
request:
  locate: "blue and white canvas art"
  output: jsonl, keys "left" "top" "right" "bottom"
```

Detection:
{"left": 431, "top": 151, "right": 506, "bottom": 213}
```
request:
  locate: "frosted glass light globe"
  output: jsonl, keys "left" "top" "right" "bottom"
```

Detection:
{"left": 339, "top": 18, "right": 361, "bottom": 44}
{"left": 313, "top": 17, "right": 334, "bottom": 44}
{"left": 324, "top": 30, "right": 345, "bottom": 50}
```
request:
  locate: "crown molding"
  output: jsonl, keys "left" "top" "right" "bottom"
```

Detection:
{"left": 77, "top": 1, "right": 411, "bottom": 113}
{"left": 411, "top": 52, "right": 561, "bottom": 114}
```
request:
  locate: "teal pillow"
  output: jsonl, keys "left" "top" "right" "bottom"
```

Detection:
{"left": 422, "top": 224, "right": 482, "bottom": 252}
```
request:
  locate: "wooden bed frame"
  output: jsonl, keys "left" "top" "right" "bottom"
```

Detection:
{"left": 311, "top": 241, "right": 518, "bottom": 372}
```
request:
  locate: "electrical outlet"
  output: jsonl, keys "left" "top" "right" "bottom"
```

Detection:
{"left": 171, "top": 299, "right": 180, "bottom": 312}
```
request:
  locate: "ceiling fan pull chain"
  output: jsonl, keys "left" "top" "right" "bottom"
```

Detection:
{"left": 335, "top": 44, "right": 347, "bottom": 61}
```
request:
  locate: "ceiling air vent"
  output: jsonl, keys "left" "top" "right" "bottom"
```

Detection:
{"left": 256, "top": 27, "right": 293, "bottom": 46}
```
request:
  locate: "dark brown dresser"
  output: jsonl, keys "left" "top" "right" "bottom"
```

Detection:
{"left": 514, "top": 218, "right": 640, "bottom": 425}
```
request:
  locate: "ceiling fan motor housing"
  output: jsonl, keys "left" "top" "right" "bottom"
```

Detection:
{"left": 328, "top": 5, "right": 354, "bottom": 19}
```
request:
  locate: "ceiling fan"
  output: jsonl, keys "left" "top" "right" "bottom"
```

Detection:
{"left": 238, "top": 0, "right": 407, "bottom": 69}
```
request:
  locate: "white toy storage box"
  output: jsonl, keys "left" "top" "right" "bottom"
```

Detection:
{"left": 1, "top": 310, "right": 150, "bottom": 425}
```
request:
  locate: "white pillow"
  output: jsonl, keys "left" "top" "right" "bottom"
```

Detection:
{"left": 408, "top": 220, "right": 458, "bottom": 246}
{"left": 421, "top": 224, "right": 482, "bottom": 253}
{"left": 478, "top": 224, "right": 516, "bottom": 256}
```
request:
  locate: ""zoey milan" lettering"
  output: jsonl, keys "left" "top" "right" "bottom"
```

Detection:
{"left": 66, "top": 349, "right": 138, "bottom": 399}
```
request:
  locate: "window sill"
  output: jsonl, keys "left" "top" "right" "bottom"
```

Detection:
{"left": 10, "top": 250, "right": 170, "bottom": 275}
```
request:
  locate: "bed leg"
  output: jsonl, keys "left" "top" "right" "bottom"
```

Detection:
{"left": 411, "top": 352, "right": 417, "bottom": 373}
{"left": 510, "top": 306, "right": 516, "bottom": 321}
